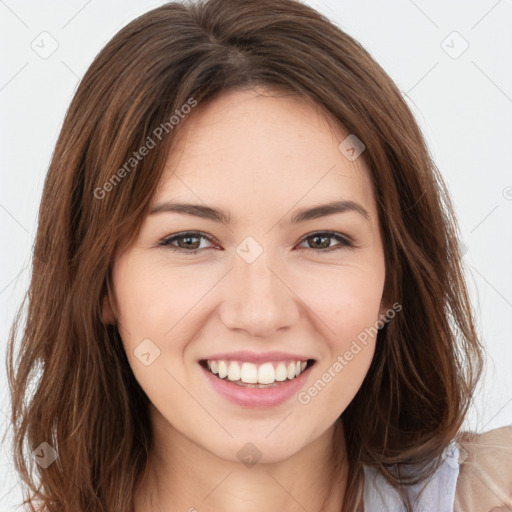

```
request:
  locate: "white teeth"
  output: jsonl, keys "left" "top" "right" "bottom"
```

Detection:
{"left": 240, "top": 362, "right": 258, "bottom": 383}
{"left": 275, "top": 362, "right": 287, "bottom": 381}
{"left": 205, "top": 359, "right": 309, "bottom": 385}
{"left": 258, "top": 362, "right": 275, "bottom": 385}
{"left": 227, "top": 361, "right": 241, "bottom": 381}
{"left": 217, "top": 360, "right": 228, "bottom": 379}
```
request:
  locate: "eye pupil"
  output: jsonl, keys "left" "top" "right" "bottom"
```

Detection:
{"left": 309, "top": 235, "right": 330, "bottom": 249}
{"left": 179, "top": 235, "right": 200, "bottom": 249}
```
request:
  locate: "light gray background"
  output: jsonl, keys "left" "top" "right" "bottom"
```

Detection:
{"left": 1, "top": 0, "right": 511, "bottom": 509}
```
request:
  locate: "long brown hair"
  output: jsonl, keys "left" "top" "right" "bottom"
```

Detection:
{"left": 6, "top": 0, "right": 485, "bottom": 511}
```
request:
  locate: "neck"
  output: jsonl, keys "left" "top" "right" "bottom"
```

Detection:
{"left": 133, "top": 409, "right": 348, "bottom": 512}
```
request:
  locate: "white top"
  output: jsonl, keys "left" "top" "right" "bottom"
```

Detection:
{"left": 363, "top": 440, "right": 460, "bottom": 512}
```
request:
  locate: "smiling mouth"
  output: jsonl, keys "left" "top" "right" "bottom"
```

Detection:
{"left": 199, "top": 359, "right": 316, "bottom": 388}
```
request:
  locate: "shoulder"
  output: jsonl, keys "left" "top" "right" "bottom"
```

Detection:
{"left": 454, "top": 425, "right": 512, "bottom": 512}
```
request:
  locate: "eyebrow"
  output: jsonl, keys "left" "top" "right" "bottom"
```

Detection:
{"left": 149, "top": 200, "right": 370, "bottom": 224}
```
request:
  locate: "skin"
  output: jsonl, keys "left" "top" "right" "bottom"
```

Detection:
{"left": 104, "top": 87, "right": 388, "bottom": 512}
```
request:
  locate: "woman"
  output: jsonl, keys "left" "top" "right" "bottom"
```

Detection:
{"left": 6, "top": 0, "right": 511, "bottom": 511}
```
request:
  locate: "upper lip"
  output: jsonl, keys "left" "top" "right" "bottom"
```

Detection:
{"left": 200, "top": 350, "right": 314, "bottom": 363}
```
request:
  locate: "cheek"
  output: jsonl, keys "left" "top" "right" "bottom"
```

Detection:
{"left": 298, "top": 266, "right": 383, "bottom": 407}
{"left": 113, "top": 258, "right": 204, "bottom": 341}
{"left": 111, "top": 260, "right": 196, "bottom": 403}
{"left": 302, "top": 264, "right": 384, "bottom": 344}
{"left": 112, "top": 257, "right": 216, "bottom": 397}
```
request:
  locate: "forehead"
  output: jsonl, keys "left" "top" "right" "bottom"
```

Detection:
{"left": 152, "top": 88, "right": 376, "bottom": 222}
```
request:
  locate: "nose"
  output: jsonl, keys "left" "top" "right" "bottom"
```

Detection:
{"left": 218, "top": 251, "right": 301, "bottom": 338}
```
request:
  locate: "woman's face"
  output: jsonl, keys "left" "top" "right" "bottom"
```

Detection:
{"left": 107, "top": 87, "right": 388, "bottom": 464}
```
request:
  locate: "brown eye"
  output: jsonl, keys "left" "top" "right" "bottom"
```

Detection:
{"left": 299, "top": 232, "right": 353, "bottom": 252}
{"left": 174, "top": 234, "right": 201, "bottom": 250}
{"left": 159, "top": 232, "right": 214, "bottom": 254}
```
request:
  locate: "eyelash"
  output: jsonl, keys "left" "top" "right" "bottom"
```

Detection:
{"left": 157, "top": 231, "right": 354, "bottom": 255}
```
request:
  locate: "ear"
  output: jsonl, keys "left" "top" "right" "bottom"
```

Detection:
{"left": 378, "top": 302, "right": 390, "bottom": 318}
{"left": 377, "top": 299, "right": 393, "bottom": 328}
{"left": 378, "top": 285, "right": 394, "bottom": 322}
{"left": 101, "top": 292, "right": 116, "bottom": 325}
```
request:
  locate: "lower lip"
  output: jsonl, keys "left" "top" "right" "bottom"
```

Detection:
{"left": 201, "top": 364, "right": 313, "bottom": 408}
